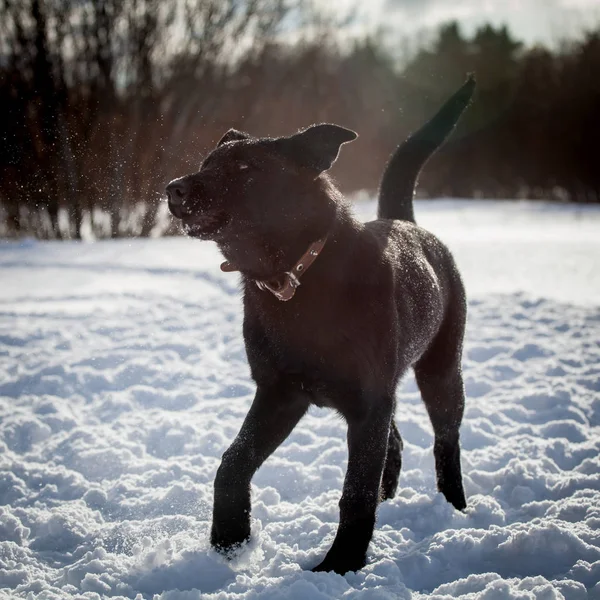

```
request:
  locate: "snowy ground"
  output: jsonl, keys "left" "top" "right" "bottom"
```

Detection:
{"left": 1, "top": 199, "right": 599, "bottom": 600}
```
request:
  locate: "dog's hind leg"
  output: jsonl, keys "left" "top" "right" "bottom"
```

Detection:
{"left": 416, "top": 362, "right": 467, "bottom": 510}
{"left": 211, "top": 384, "right": 309, "bottom": 554}
{"left": 414, "top": 297, "right": 467, "bottom": 511}
{"left": 381, "top": 419, "right": 403, "bottom": 501}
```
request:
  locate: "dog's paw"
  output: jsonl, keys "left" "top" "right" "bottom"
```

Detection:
{"left": 440, "top": 485, "right": 467, "bottom": 511}
{"left": 211, "top": 537, "right": 249, "bottom": 559}
{"left": 213, "top": 543, "right": 245, "bottom": 559}
{"left": 210, "top": 523, "right": 251, "bottom": 558}
{"left": 380, "top": 479, "right": 399, "bottom": 502}
{"left": 452, "top": 495, "right": 468, "bottom": 512}
{"left": 311, "top": 552, "right": 366, "bottom": 575}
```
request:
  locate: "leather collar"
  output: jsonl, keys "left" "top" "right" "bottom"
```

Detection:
{"left": 220, "top": 237, "right": 328, "bottom": 302}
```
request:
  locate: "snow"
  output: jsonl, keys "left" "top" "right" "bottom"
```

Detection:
{"left": 1, "top": 199, "right": 599, "bottom": 600}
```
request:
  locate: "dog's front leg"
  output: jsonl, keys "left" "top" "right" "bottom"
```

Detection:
{"left": 313, "top": 397, "right": 393, "bottom": 574}
{"left": 211, "top": 383, "right": 308, "bottom": 554}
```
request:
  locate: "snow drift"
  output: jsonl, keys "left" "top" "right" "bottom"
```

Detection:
{"left": 0, "top": 200, "right": 599, "bottom": 599}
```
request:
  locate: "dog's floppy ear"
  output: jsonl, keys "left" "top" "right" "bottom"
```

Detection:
{"left": 217, "top": 128, "right": 251, "bottom": 147}
{"left": 275, "top": 124, "right": 358, "bottom": 172}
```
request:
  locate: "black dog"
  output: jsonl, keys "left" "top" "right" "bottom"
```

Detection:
{"left": 166, "top": 76, "right": 475, "bottom": 575}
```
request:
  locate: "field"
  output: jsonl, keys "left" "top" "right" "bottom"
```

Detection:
{"left": 1, "top": 200, "right": 599, "bottom": 599}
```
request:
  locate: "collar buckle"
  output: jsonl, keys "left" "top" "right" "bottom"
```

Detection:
{"left": 255, "top": 270, "right": 301, "bottom": 301}
{"left": 223, "top": 236, "right": 328, "bottom": 302}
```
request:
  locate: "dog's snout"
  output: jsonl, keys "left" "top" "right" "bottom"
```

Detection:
{"left": 166, "top": 179, "right": 190, "bottom": 218}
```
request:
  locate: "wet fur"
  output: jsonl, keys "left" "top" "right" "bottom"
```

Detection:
{"left": 166, "top": 76, "right": 476, "bottom": 574}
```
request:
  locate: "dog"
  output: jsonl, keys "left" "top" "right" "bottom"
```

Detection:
{"left": 166, "top": 75, "right": 475, "bottom": 575}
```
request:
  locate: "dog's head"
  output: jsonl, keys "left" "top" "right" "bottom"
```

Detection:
{"left": 165, "top": 125, "right": 357, "bottom": 250}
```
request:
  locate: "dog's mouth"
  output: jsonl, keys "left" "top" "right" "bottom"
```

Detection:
{"left": 182, "top": 211, "right": 229, "bottom": 239}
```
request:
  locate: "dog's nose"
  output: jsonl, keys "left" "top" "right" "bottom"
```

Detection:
{"left": 166, "top": 179, "right": 189, "bottom": 218}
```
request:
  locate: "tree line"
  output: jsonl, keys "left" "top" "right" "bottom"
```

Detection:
{"left": 1, "top": 0, "right": 599, "bottom": 239}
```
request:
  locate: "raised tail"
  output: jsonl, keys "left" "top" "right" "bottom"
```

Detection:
{"left": 377, "top": 74, "right": 476, "bottom": 223}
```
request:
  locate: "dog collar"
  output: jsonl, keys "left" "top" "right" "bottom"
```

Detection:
{"left": 220, "top": 237, "right": 328, "bottom": 302}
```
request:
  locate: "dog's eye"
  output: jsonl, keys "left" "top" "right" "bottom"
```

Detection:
{"left": 238, "top": 162, "right": 249, "bottom": 171}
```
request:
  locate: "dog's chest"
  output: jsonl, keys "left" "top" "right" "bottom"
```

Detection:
{"left": 246, "top": 286, "right": 397, "bottom": 391}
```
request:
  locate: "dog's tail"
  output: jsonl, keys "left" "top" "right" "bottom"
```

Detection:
{"left": 377, "top": 74, "right": 476, "bottom": 223}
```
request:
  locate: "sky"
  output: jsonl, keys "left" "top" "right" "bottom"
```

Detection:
{"left": 328, "top": 0, "right": 600, "bottom": 48}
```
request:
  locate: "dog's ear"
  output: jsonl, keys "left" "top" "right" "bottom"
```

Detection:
{"left": 217, "top": 129, "right": 251, "bottom": 147}
{"left": 276, "top": 124, "right": 358, "bottom": 172}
